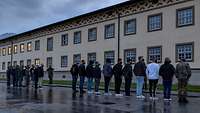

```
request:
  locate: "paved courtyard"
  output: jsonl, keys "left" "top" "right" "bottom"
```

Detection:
{"left": 0, "top": 83, "right": 199, "bottom": 113}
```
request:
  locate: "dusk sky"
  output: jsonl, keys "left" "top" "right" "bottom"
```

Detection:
{"left": 0, "top": 0, "right": 127, "bottom": 35}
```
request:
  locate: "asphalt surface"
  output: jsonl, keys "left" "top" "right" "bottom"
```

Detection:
{"left": 0, "top": 83, "right": 199, "bottom": 113}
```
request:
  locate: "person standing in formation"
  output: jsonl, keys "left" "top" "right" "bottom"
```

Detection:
{"left": 79, "top": 60, "right": 87, "bottom": 96}
{"left": 103, "top": 59, "right": 113, "bottom": 95}
{"left": 70, "top": 63, "right": 79, "bottom": 94}
{"left": 122, "top": 59, "right": 133, "bottom": 96}
{"left": 113, "top": 58, "right": 123, "bottom": 96}
{"left": 6, "top": 66, "right": 12, "bottom": 87}
{"left": 175, "top": 59, "right": 191, "bottom": 103}
{"left": 133, "top": 56, "right": 146, "bottom": 99}
{"left": 86, "top": 60, "right": 95, "bottom": 94}
{"left": 159, "top": 57, "right": 175, "bottom": 101}
{"left": 146, "top": 59, "right": 160, "bottom": 100}
{"left": 94, "top": 61, "right": 101, "bottom": 95}
{"left": 38, "top": 64, "right": 44, "bottom": 88}
{"left": 47, "top": 65, "right": 54, "bottom": 85}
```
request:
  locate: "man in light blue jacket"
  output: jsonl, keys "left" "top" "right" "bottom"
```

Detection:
{"left": 146, "top": 58, "right": 160, "bottom": 100}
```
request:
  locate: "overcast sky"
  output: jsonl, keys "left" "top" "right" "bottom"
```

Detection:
{"left": 0, "top": 0, "right": 127, "bottom": 35}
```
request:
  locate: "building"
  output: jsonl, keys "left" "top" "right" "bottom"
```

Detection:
{"left": 0, "top": 0, "right": 200, "bottom": 84}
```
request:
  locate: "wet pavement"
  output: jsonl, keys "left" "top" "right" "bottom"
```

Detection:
{"left": 0, "top": 83, "right": 199, "bottom": 113}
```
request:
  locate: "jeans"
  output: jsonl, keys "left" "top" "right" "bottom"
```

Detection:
{"left": 79, "top": 76, "right": 85, "bottom": 94}
{"left": 163, "top": 80, "right": 172, "bottom": 99}
{"left": 104, "top": 76, "right": 111, "bottom": 93}
{"left": 95, "top": 78, "right": 100, "bottom": 92}
{"left": 149, "top": 79, "right": 158, "bottom": 97}
{"left": 72, "top": 75, "right": 78, "bottom": 92}
{"left": 136, "top": 76, "right": 144, "bottom": 96}
{"left": 87, "top": 77, "right": 94, "bottom": 92}
{"left": 125, "top": 78, "right": 132, "bottom": 96}
{"left": 115, "top": 77, "right": 122, "bottom": 94}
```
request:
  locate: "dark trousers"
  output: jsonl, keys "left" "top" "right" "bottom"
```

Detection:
{"left": 13, "top": 75, "right": 17, "bottom": 87}
{"left": 35, "top": 78, "right": 39, "bottom": 89}
{"left": 72, "top": 75, "right": 78, "bottom": 92}
{"left": 125, "top": 78, "right": 132, "bottom": 96}
{"left": 149, "top": 79, "right": 158, "bottom": 97}
{"left": 115, "top": 77, "right": 122, "bottom": 94}
{"left": 95, "top": 78, "right": 101, "bottom": 92}
{"left": 104, "top": 76, "right": 111, "bottom": 93}
{"left": 49, "top": 77, "right": 53, "bottom": 84}
{"left": 178, "top": 79, "right": 188, "bottom": 99}
{"left": 79, "top": 76, "right": 85, "bottom": 94}
{"left": 163, "top": 80, "right": 172, "bottom": 99}
{"left": 7, "top": 75, "right": 11, "bottom": 87}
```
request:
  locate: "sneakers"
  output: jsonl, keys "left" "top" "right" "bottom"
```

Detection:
{"left": 115, "top": 94, "right": 123, "bottom": 97}
{"left": 104, "top": 92, "right": 112, "bottom": 96}
{"left": 150, "top": 97, "right": 158, "bottom": 100}
{"left": 95, "top": 92, "right": 101, "bottom": 95}
{"left": 136, "top": 95, "right": 145, "bottom": 99}
{"left": 164, "top": 98, "right": 172, "bottom": 101}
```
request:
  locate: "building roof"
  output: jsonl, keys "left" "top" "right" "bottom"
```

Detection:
{"left": 0, "top": 0, "right": 139, "bottom": 42}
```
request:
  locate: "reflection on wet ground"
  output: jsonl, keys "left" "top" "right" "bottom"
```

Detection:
{"left": 0, "top": 83, "right": 199, "bottom": 113}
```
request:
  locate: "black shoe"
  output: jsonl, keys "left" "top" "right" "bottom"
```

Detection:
{"left": 178, "top": 98, "right": 183, "bottom": 103}
{"left": 183, "top": 98, "right": 189, "bottom": 103}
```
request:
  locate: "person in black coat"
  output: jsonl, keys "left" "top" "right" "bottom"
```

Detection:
{"left": 122, "top": 59, "right": 133, "bottom": 96}
{"left": 86, "top": 60, "right": 95, "bottom": 94}
{"left": 78, "top": 60, "right": 87, "bottom": 95}
{"left": 6, "top": 66, "right": 12, "bottom": 87}
{"left": 70, "top": 63, "right": 79, "bottom": 93}
{"left": 38, "top": 65, "right": 44, "bottom": 88}
{"left": 34, "top": 65, "right": 39, "bottom": 89}
{"left": 113, "top": 58, "right": 123, "bottom": 96}
{"left": 94, "top": 62, "right": 101, "bottom": 94}
{"left": 159, "top": 57, "right": 175, "bottom": 101}
{"left": 47, "top": 65, "right": 54, "bottom": 85}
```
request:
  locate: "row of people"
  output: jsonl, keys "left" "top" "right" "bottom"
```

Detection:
{"left": 6, "top": 64, "right": 46, "bottom": 89}
{"left": 70, "top": 56, "right": 191, "bottom": 103}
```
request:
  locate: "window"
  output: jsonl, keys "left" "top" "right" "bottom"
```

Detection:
{"left": 148, "top": 13, "right": 162, "bottom": 32}
{"left": 2, "top": 62, "right": 5, "bottom": 70}
{"left": 27, "top": 42, "right": 32, "bottom": 52}
{"left": 47, "top": 57, "right": 53, "bottom": 68}
{"left": 148, "top": 46, "right": 162, "bottom": 63}
{"left": 73, "top": 54, "right": 81, "bottom": 64}
{"left": 14, "top": 45, "right": 18, "bottom": 54}
{"left": 124, "top": 19, "right": 136, "bottom": 35}
{"left": 104, "top": 51, "right": 115, "bottom": 65}
{"left": 124, "top": 49, "right": 136, "bottom": 64}
{"left": 88, "top": 53, "right": 96, "bottom": 63}
{"left": 27, "top": 59, "right": 31, "bottom": 66}
{"left": 177, "top": 6, "right": 194, "bottom": 27}
{"left": 8, "top": 46, "right": 12, "bottom": 55}
{"left": 47, "top": 37, "right": 53, "bottom": 51}
{"left": 74, "top": 31, "right": 81, "bottom": 44}
{"left": 61, "top": 34, "right": 68, "bottom": 46}
{"left": 35, "top": 40, "right": 40, "bottom": 51}
{"left": 88, "top": 28, "right": 97, "bottom": 42}
{"left": 20, "top": 43, "right": 25, "bottom": 53}
{"left": 13, "top": 61, "right": 17, "bottom": 67}
{"left": 35, "top": 59, "right": 40, "bottom": 65}
{"left": 2, "top": 48, "right": 6, "bottom": 56}
{"left": 105, "top": 24, "right": 115, "bottom": 39}
{"left": 61, "top": 56, "right": 68, "bottom": 67}
{"left": 176, "top": 43, "right": 194, "bottom": 62}
{"left": 20, "top": 60, "right": 24, "bottom": 66}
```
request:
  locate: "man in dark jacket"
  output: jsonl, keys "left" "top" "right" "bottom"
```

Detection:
{"left": 30, "top": 65, "right": 35, "bottom": 87}
{"left": 175, "top": 59, "right": 191, "bottom": 103}
{"left": 12, "top": 66, "right": 17, "bottom": 87}
{"left": 15, "top": 65, "right": 21, "bottom": 87}
{"left": 122, "top": 59, "right": 133, "bottom": 96}
{"left": 103, "top": 59, "right": 113, "bottom": 95}
{"left": 25, "top": 66, "right": 31, "bottom": 87}
{"left": 34, "top": 65, "right": 39, "bottom": 89}
{"left": 94, "top": 62, "right": 101, "bottom": 94}
{"left": 133, "top": 56, "right": 146, "bottom": 99}
{"left": 86, "top": 60, "right": 94, "bottom": 94}
{"left": 70, "top": 63, "right": 79, "bottom": 93}
{"left": 78, "top": 60, "right": 87, "bottom": 95}
{"left": 159, "top": 57, "right": 175, "bottom": 101}
{"left": 6, "top": 66, "right": 12, "bottom": 87}
{"left": 47, "top": 65, "right": 54, "bottom": 84}
{"left": 113, "top": 58, "right": 123, "bottom": 96}
{"left": 38, "top": 64, "right": 44, "bottom": 88}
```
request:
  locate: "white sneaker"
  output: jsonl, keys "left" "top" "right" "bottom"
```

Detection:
{"left": 168, "top": 98, "right": 172, "bottom": 101}
{"left": 136, "top": 96, "right": 141, "bottom": 99}
{"left": 115, "top": 94, "right": 123, "bottom": 97}
{"left": 153, "top": 97, "right": 158, "bottom": 100}
{"left": 149, "top": 97, "right": 153, "bottom": 100}
{"left": 164, "top": 98, "right": 168, "bottom": 101}
{"left": 140, "top": 95, "right": 145, "bottom": 99}
{"left": 104, "top": 93, "right": 109, "bottom": 96}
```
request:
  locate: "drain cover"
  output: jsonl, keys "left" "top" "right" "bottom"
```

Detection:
{"left": 101, "top": 102, "right": 116, "bottom": 105}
